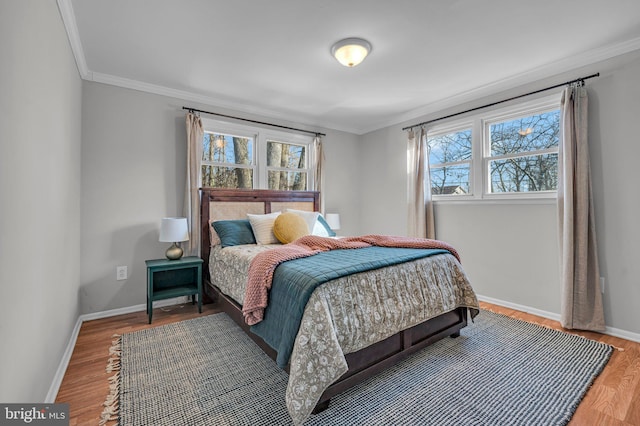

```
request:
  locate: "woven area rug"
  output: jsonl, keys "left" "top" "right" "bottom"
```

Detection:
{"left": 101, "top": 310, "right": 612, "bottom": 426}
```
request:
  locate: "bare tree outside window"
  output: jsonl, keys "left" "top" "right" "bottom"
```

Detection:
{"left": 201, "top": 133, "right": 254, "bottom": 188}
{"left": 427, "top": 129, "right": 472, "bottom": 195}
{"left": 424, "top": 98, "right": 559, "bottom": 199}
{"left": 489, "top": 110, "right": 559, "bottom": 193}
{"left": 267, "top": 140, "right": 307, "bottom": 190}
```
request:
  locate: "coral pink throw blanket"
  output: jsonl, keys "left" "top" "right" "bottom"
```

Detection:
{"left": 242, "top": 234, "right": 460, "bottom": 325}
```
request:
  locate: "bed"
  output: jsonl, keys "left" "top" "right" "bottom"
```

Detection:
{"left": 199, "top": 188, "right": 479, "bottom": 424}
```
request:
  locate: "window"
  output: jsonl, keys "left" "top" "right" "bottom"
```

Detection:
{"left": 427, "top": 127, "right": 472, "bottom": 195}
{"left": 487, "top": 110, "right": 559, "bottom": 194}
{"left": 200, "top": 119, "right": 314, "bottom": 190}
{"left": 266, "top": 140, "right": 308, "bottom": 190}
{"left": 426, "top": 94, "right": 560, "bottom": 200}
{"left": 202, "top": 132, "right": 255, "bottom": 189}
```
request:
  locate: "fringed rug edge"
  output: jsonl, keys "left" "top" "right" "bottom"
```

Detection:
{"left": 99, "top": 334, "right": 121, "bottom": 425}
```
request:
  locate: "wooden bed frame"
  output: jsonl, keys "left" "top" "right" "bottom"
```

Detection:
{"left": 199, "top": 187, "right": 468, "bottom": 412}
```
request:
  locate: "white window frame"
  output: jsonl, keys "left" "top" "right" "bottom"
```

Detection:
{"left": 201, "top": 124, "right": 257, "bottom": 187}
{"left": 427, "top": 93, "right": 561, "bottom": 203}
{"left": 201, "top": 117, "right": 315, "bottom": 190}
{"left": 262, "top": 132, "right": 313, "bottom": 190}
{"left": 426, "top": 121, "right": 475, "bottom": 199}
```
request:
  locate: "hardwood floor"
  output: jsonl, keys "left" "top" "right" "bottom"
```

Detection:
{"left": 55, "top": 303, "right": 221, "bottom": 425}
{"left": 480, "top": 303, "right": 640, "bottom": 426}
{"left": 56, "top": 301, "right": 640, "bottom": 425}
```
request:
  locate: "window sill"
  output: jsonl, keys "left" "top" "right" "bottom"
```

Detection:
{"left": 432, "top": 196, "right": 557, "bottom": 206}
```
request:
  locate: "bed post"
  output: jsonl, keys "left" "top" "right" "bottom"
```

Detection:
{"left": 200, "top": 188, "right": 212, "bottom": 285}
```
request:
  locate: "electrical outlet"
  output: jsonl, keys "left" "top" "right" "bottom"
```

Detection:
{"left": 600, "top": 276, "right": 605, "bottom": 294}
{"left": 116, "top": 266, "right": 128, "bottom": 281}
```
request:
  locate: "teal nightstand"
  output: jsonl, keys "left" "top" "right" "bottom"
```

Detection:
{"left": 145, "top": 256, "right": 203, "bottom": 323}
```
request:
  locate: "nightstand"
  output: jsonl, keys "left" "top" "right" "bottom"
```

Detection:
{"left": 145, "top": 256, "right": 203, "bottom": 323}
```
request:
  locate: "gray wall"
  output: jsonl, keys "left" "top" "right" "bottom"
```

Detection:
{"left": 0, "top": 1, "right": 82, "bottom": 402}
{"left": 590, "top": 58, "right": 640, "bottom": 334}
{"left": 358, "top": 52, "right": 640, "bottom": 336}
{"left": 80, "top": 82, "right": 361, "bottom": 313}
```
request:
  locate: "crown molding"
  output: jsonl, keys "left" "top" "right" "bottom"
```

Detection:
{"left": 88, "top": 71, "right": 350, "bottom": 134}
{"left": 57, "top": 0, "right": 640, "bottom": 135}
{"left": 382, "top": 36, "right": 640, "bottom": 134}
{"left": 57, "top": 0, "right": 90, "bottom": 79}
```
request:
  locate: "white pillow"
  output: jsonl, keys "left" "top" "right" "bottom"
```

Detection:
{"left": 285, "top": 209, "right": 319, "bottom": 235}
{"left": 312, "top": 220, "right": 330, "bottom": 237}
{"left": 247, "top": 212, "right": 281, "bottom": 245}
{"left": 286, "top": 209, "right": 330, "bottom": 237}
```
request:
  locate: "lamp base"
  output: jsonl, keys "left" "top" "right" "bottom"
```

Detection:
{"left": 165, "top": 242, "right": 184, "bottom": 260}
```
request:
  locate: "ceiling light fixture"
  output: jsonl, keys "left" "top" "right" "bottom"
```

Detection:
{"left": 331, "top": 38, "right": 372, "bottom": 67}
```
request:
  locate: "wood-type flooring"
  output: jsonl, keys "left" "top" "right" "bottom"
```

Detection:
{"left": 56, "top": 301, "right": 640, "bottom": 425}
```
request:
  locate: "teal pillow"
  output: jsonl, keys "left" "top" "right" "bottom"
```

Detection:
{"left": 317, "top": 215, "right": 337, "bottom": 237}
{"left": 212, "top": 220, "right": 256, "bottom": 247}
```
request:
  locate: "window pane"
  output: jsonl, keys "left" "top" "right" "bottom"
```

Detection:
{"left": 490, "top": 153, "right": 558, "bottom": 193}
{"left": 268, "top": 171, "right": 307, "bottom": 191}
{"left": 427, "top": 129, "right": 472, "bottom": 165}
{"left": 201, "top": 165, "right": 253, "bottom": 189}
{"left": 490, "top": 110, "right": 560, "bottom": 156}
{"left": 267, "top": 141, "right": 305, "bottom": 169}
{"left": 202, "top": 133, "right": 253, "bottom": 165}
{"left": 430, "top": 165, "right": 470, "bottom": 195}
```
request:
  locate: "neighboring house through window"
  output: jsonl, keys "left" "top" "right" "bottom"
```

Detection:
{"left": 426, "top": 94, "right": 560, "bottom": 200}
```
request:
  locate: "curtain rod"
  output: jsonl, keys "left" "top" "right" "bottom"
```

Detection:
{"left": 182, "top": 107, "right": 326, "bottom": 137}
{"left": 402, "top": 72, "right": 599, "bottom": 131}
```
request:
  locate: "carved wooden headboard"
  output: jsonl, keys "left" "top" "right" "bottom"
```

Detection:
{"left": 199, "top": 188, "right": 320, "bottom": 282}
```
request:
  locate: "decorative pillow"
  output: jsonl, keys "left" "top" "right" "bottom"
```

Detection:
{"left": 273, "top": 212, "right": 310, "bottom": 244}
{"left": 247, "top": 212, "right": 281, "bottom": 245}
{"left": 209, "top": 219, "right": 222, "bottom": 246}
{"left": 284, "top": 209, "right": 320, "bottom": 233}
{"left": 285, "top": 208, "right": 337, "bottom": 237}
{"left": 315, "top": 215, "right": 337, "bottom": 237}
{"left": 212, "top": 220, "right": 256, "bottom": 247}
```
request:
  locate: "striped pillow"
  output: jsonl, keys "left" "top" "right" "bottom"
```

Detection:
{"left": 247, "top": 212, "right": 281, "bottom": 245}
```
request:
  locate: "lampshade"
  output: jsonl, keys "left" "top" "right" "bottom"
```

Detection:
{"left": 331, "top": 38, "right": 372, "bottom": 67}
{"left": 159, "top": 217, "right": 189, "bottom": 242}
{"left": 160, "top": 217, "right": 189, "bottom": 260}
{"left": 325, "top": 213, "right": 341, "bottom": 230}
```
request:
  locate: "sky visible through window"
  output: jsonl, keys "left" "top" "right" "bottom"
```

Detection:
{"left": 426, "top": 108, "right": 560, "bottom": 195}
{"left": 203, "top": 133, "right": 254, "bottom": 164}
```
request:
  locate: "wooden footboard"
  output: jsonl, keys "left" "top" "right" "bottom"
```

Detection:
{"left": 204, "top": 280, "right": 467, "bottom": 411}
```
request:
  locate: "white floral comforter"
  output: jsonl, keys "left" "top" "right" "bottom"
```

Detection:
{"left": 209, "top": 244, "right": 479, "bottom": 425}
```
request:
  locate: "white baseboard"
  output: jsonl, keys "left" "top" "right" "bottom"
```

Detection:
{"left": 477, "top": 294, "right": 640, "bottom": 343}
{"left": 46, "top": 296, "right": 190, "bottom": 403}
{"left": 477, "top": 294, "right": 561, "bottom": 321}
{"left": 81, "top": 296, "right": 191, "bottom": 321}
{"left": 45, "top": 315, "right": 83, "bottom": 403}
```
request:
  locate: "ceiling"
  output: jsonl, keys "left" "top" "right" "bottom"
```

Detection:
{"left": 63, "top": 0, "right": 640, "bottom": 134}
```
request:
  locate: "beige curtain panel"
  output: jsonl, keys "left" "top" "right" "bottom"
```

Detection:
{"left": 313, "top": 136, "right": 325, "bottom": 214}
{"left": 184, "top": 112, "right": 204, "bottom": 257}
{"left": 407, "top": 127, "right": 435, "bottom": 239}
{"left": 558, "top": 85, "right": 605, "bottom": 331}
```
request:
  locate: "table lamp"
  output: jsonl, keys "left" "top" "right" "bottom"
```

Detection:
{"left": 159, "top": 217, "right": 189, "bottom": 260}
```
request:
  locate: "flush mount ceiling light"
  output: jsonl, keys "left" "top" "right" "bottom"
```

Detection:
{"left": 331, "top": 38, "right": 372, "bottom": 67}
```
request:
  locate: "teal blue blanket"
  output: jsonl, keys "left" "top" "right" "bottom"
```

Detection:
{"left": 250, "top": 246, "right": 449, "bottom": 368}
